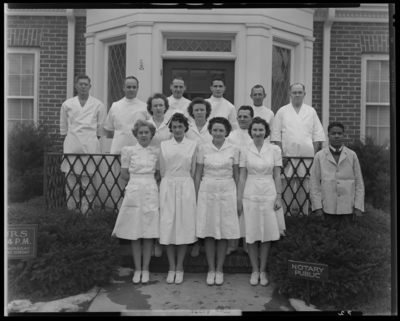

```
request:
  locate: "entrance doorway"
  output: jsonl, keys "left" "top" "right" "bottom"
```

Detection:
{"left": 163, "top": 60, "right": 235, "bottom": 104}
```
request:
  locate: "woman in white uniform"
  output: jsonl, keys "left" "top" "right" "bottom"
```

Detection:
{"left": 147, "top": 93, "right": 172, "bottom": 258}
{"left": 148, "top": 93, "right": 172, "bottom": 149}
{"left": 237, "top": 117, "right": 285, "bottom": 287}
{"left": 159, "top": 113, "right": 198, "bottom": 285}
{"left": 111, "top": 120, "right": 161, "bottom": 284}
{"left": 185, "top": 97, "right": 213, "bottom": 258}
{"left": 194, "top": 117, "right": 240, "bottom": 286}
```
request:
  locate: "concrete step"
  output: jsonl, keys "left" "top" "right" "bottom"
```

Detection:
{"left": 118, "top": 240, "right": 252, "bottom": 273}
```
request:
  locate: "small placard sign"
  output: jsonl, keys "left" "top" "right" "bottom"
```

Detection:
{"left": 288, "top": 260, "right": 329, "bottom": 282}
{"left": 7, "top": 224, "right": 38, "bottom": 259}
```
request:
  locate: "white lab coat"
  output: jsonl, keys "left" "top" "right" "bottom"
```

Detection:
{"left": 164, "top": 96, "right": 191, "bottom": 122}
{"left": 104, "top": 97, "right": 148, "bottom": 155}
{"left": 206, "top": 96, "right": 239, "bottom": 130}
{"left": 251, "top": 104, "right": 274, "bottom": 125}
{"left": 270, "top": 103, "right": 325, "bottom": 177}
{"left": 227, "top": 128, "right": 253, "bottom": 146}
{"left": 60, "top": 95, "right": 107, "bottom": 174}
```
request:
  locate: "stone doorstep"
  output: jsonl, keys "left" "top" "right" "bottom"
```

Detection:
{"left": 119, "top": 244, "right": 253, "bottom": 273}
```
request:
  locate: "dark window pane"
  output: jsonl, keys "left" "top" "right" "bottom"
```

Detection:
{"left": 271, "top": 45, "right": 291, "bottom": 113}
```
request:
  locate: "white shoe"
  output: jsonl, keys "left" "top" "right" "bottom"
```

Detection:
{"left": 132, "top": 271, "right": 141, "bottom": 284}
{"left": 226, "top": 248, "right": 232, "bottom": 255}
{"left": 260, "top": 272, "right": 269, "bottom": 286}
{"left": 154, "top": 243, "right": 162, "bottom": 257}
{"left": 250, "top": 272, "right": 259, "bottom": 286}
{"left": 175, "top": 271, "right": 184, "bottom": 284}
{"left": 215, "top": 271, "right": 224, "bottom": 285}
{"left": 166, "top": 271, "right": 175, "bottom": 284}
{"left": 206, "top": 271, "right": 216, "bottom": 286}
{"left": 141, "top": 271, "right": 150, "bottom": 283}
{"left": 191, "top": 243, "right": 201, "bottom": 257}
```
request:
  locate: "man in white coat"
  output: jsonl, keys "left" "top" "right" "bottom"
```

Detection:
{"left": 104, "top": 76, "right": 148, "bottom": 210}
{"left": 164, "top": 76, "right": 191, "bottom": 121}
{"left": 60, "top": 74, "right": 107, "bottom": 214}
{"left": 250, "top": 84, "right": 275, "bottom": 126}
{"left": 270, "top": 83, "right": 326, "bottom": 215}
{"left": 226, "top": 105, "right": 254, "bottom": 255}
{"left": 206, "top": 76, "right": 239, "bottom": 130}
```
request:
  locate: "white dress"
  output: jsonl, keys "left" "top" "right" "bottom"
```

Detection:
{"left": 240, "top": 142, "right": 285, "bottom": 243}
{"left": 148, "top": 117, "right": 171, "bottom": 148}
{"left": 185, "top": 122, "right": 212, "bottom": 145}
{"left": 111, "top": 144, "right": 160, "bottom": 240}
{"left": 159, "top": 137, "right": 198, "bottom": 245}
{"left": 196, "top": 140, "right": 240, "bottom": 239}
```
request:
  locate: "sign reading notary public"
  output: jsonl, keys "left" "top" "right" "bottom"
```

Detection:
{"left": 288, "top": 260, "right": 329, "bottom": 282}
{"left": 7, "top": 224, "right": 38, "bottom": 259}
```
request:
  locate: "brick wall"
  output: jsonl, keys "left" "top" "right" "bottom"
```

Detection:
{"left": 312, "top": 22, "right": 324, "bottom": 120}
{"left": 7, "top": 15, "right": 87, "bottom": 148}
{"left": 328, "top": 22, "right": 389, "bottom": 142}
{"left": 74, "top": 16, "right": 87, "bottom": 96}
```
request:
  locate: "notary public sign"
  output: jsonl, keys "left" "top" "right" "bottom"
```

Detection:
{"left": 288, "top": 260, "right": 329, "bottom": 282}
{"left": 7, "top": 224, "right": 38, "bottom": 259}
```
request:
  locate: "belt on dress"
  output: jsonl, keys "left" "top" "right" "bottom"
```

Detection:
{"left": 203, "top": 176, "right": 233, "bottom": 180}
{"left": 165, "top": 171, "right": 190, "bottom": 178}
{"left": 247, "top": 174, "right": 273, "bottom": 179}
{"left": 130, "top": 174, "right": 155, "bottom": 179}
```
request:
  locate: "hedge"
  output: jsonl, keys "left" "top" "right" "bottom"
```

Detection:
{"left": 7, "top": 197, "right": 120, "bottom": 299}
{"left": 269, "top": 205, "right": 391, "bottom": 310}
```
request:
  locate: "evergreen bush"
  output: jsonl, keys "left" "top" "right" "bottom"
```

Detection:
{"left": 346, "top": 136, "right": 390, "bottom": 213}
{"left": 7, "top": 197, "right": 120, "bottom": 299}
{"left": 7, "top": 120, "right": 59, "bottom": 204}
{"left": 269, "top": 208, "right": 391, "bottom": 310}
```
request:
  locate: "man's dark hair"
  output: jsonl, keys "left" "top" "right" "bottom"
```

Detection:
{"left": 328, "top": 121, "right": 345, "bottom": 133}
{"left": 238, "top": 105, "right": 254, "bottom": 118}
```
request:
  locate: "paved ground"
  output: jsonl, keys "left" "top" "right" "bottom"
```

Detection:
{"left": 88, "top": 272, "right": 294, "bottom": 314}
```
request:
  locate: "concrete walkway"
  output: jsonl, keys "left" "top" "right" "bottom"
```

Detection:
{"left": 88, "top": 272, "right": 294, "bottom": 314}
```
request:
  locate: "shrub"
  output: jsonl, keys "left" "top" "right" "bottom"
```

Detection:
{"left": 7, "top": 197, "right": 121, "bottom": 299}
{"left": 346, "top": 136, "right": 390, "bottom": 213}
{"left": 269, "top": 208, "right": 391, "bottom": 310}
{"left": 7, "top": 120, "right": 59, "bottom": 204}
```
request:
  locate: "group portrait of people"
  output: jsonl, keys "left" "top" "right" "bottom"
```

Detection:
{"left": 59, "top": 73, "right": 365, "bottom": 287}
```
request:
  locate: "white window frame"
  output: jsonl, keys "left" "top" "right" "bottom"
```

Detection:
{"left": 360, "top": 54, "right": 390, "bottom": 142}
{"left": 6, "top": 47, "right": 40, "bottom": 126}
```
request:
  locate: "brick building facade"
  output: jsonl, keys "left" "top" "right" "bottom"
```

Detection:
{"left": 6, "top": 5, "right": 390, "bottom": 150}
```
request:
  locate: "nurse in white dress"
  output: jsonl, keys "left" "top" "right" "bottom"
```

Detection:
{"left": 104, "top": 76, "right": 148, "bottom": 209}
{"left": 194, "top": 117, "right": 240, "bottom": 286}
{"left": 185, "top": 97, "right": 213, "bottom": 258}
{"left": 237, "top": 117, "right": 285, "bottom": 287}
{"left": 159, "top": 113, "right": 198, "bottom": 285}
{"left": 147, "top": 93, "right": 172, "bottom": 258}
{"left": 111, "top": 120, "right": 161, "bottom": 285}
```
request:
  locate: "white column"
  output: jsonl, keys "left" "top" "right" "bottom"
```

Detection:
{"left": 66, "top": 9, "right": 75, "bottom": 100}
{"left": 303, "top": 36, "right": 315, "bottom": 107}
{"left": 322, "top": 8, "right": 336, "bottom": 146}
{"left": 245, "top": 23, "right": 272, "bottom": 107}
{"left": 84, "top": 32, "right": 95, "bottom": 84}
{"left": 126, "top": 22, "right": 154, "bottom": 101}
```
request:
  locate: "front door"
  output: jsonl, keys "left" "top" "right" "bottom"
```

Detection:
{"left": 163, "top": 60, "right": 235, "bottom": 104}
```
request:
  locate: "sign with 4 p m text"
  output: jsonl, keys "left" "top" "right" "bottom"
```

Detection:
{"left": 7, "top": 224, "right": 38, "bottom": 259}
{"left": 288, "top": 260, "right": 329, "bottom": 282}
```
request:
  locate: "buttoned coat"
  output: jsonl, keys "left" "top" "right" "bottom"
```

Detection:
{"left": 310, "top": 146, "right": 365, "bottom": 214}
